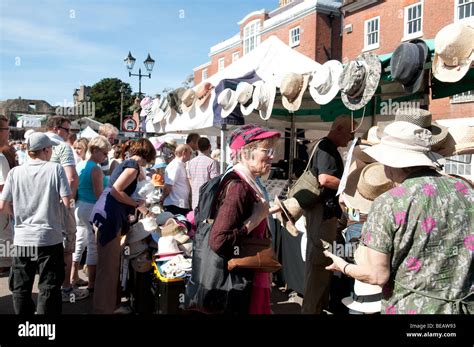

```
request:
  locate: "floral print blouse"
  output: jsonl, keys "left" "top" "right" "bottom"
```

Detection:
{"left": 361, "top": 170, "right": 473, "bottom": 314}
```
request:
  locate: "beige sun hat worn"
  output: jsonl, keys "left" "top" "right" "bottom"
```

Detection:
{"left": 280, "top": 72, "right": 310, "bottom": 112}
{"left": 363, "top": 121, "right": 442, "bottom": 168}
{"left": 218, "top": 88, "right": 238, "bottom": 118}
{"left": 309, "top": 60, "right": 343, "bottom": 105}
{"left": 343, "top": 162, "right": 394, "bottom": 214}
{"left": 433, "top": 22, "right": 474, "bottom": 83}
{"left": 236, "top": 82, "right": 257, "bottom": 116}
{"left": 253, "top": 80, "right": 276, "bottom": 120}
{"left": 274, "top": 196, "right": 303, "bottom": 237}
{"left": 389, "top": 108, "right": 448, "bottom": 146}
{"left": 181, "top": 89, "right": 196, "bottom": 113}
{"left": 339, "top": 52, "right": 381, "bottom": 111}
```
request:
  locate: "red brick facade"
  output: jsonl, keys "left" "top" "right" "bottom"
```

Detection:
{"left": 193, "top": 1, "right": 342, "bottom": 85}
{"left": 341, "top": 0, "right": 473, "bottom": 121}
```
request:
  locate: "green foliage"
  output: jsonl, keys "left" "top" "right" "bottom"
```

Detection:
{"left": 90, "top": 78, "right": 133, "bottom": 128}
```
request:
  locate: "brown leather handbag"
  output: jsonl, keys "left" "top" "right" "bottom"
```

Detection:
{"left": 227, "top": 238, "right": 282, "bottom": 273}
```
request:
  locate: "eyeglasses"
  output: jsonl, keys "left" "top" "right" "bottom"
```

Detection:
{"left": 257, "top": 147, "right": 275, "bottom": 157}
{"left": 74, "top": 147, "right": 83, "bottom": 150}
{"left": 58, "top": 126, "right": 70, "bottom": 133}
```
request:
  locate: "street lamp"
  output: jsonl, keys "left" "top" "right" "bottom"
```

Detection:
{"left": 124, "top": 51, "right": 155, "bottom": 97}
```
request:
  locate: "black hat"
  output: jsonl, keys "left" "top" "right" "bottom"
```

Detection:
{"left": 390, "top": 39, "right": 429, "bottom": 94}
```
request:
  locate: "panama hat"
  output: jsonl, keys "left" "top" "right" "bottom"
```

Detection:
{"left": 432, "top": 126, "right": 474, "bottom": 157}
{"left": 343, "top": 162, "right": 394, "bottom": 214}
{"left": 339, "top": 52, "right": 381, "bottom": 110}
{"left": 342, "top": 279, "right": 382, "bottom": 313}
{"left": 309, "top": 60, "right": 343, "bottom": 105}
{"left": 274, "top": 196, "right": 303, "bottom": 237}
{"left": 253, "top": 80, "right": 276, "bottom": 120}
{"left": 280, "top": 72, "right": 310, "bottom": 112}
{"left": 195, "top": 82, "right": 214, "bottom": 108}
{"left": 433, "top": 22, "right": 474, "bottom": 83}
{"left": 218, "top": 88, "right": 238, "bottom": 118}
{"left": 363, "top": 121, "right": 442, "bottom": 168}
{"left": 236, "top": 82, "right": 257, "bottom": 116}
{"left": 181, "top": 89, "right": 196, "bottom": 113}
{"left": 389, "top": 108, "right": 448, "bottom": 145}
{"left": 391, "top": 39, "right": 429, "bottom": 93}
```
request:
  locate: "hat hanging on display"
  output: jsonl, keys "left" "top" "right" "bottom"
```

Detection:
{"left": 154, "top": 236, "right": 182, "bottom": 262}
{"left": 235, "top": 82, "right": 257, "bottom": 116}
{"left": 218, "top": 88, "right": 239, "bottom": 118}
{"left": 433, "top": 22, "right": 474, "bottom": 83}
{"left": 363, "top": 121, "right": 443, "bottom": 169}
{"left": 140, "top": 97, "right": 153, "bottom": 118}
{"left": 252, "top": 80, "right": 276, "bottom": 120}
{"left": 195, "top": 82, "right": 214, "bottom": 108}
{"left": 343, "top": 162, "right": 394, "bottom": 214}
{"left": 339, "top": 52, "right": 381, "bottom": 110}
{"left": 390, "top": 39, "right": 429, "bottom": 93}
{"left": 309, "top": 60, "right": 343, "bottom": 105}
{"left": 432, "top": 126, "right": 474, "bottom": 157}
{"left": 167, "top": 88, "right": 186, "bottom": 114}
{"left": 388, "top": 108, "right": 449, "bottom": 145}
{"left": 280, "top": 72, "right": 310, "bottom": 112}
{"left": 180, "top": 89, "right": 197, "bottom": 113}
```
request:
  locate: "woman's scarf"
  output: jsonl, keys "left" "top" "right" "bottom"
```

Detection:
{"left": 232, "top": 163, "right": 265, "bottom": 200}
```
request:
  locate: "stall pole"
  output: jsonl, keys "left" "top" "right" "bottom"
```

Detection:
{"left": 220, "top": 124, "right": 227, "bottom": 174}
{"left": 288, "top": 112, "right": 296, "bottom": 182}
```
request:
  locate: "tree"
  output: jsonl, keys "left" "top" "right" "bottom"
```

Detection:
{"left": 90, "top": 78, "right": 133, "bottom": 128}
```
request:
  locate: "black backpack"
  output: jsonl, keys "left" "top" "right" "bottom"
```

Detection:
{"left": 183, "top": 170, "right": 253, "bottom": 314}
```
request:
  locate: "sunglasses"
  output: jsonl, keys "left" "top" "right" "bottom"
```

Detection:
{"left": 58, "top": 126, "right": 70, "bottom": 133}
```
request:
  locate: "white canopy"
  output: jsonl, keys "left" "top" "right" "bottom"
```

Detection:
{"left": 146, "top": 36, "right": 329, "bottom": 135}
{"left": 79, "top": 126, "right": 99, "bottom": 139}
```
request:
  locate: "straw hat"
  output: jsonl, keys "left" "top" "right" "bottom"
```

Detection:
{"left": 339, "top": 52, "right": 381, "bottom": 111}
{"left": 280, "top": 72, "right": 310, "bottom": 112}
{"left": 433, "top": 22, "right": 474, "bottom": 83}
{"left": 218, "top": 88, "right": 238, "bottom": 118}
{"left": 160, "top": 218, "right": 190, "bottom": 244}
{"left": 363, "top": 121, "right": 443, "bottom": 168}
{"left": 342, "top": 279, "right": 382, "bottom": 313}
{"left": 274, "top": 196, "right": 303, "bottom": 237}
{"left": 236, "top": 82, "right": 257, "bottom": 116}
{"left": 309, "top": 60, "right": 343, "bottom": 105}
{"left": 432, "top": 126, "right": 474, "bottom": 157}
{"left": 343, "top": 162, "right": 394, "bottom": 214}
{"left": 253, "top": 80, "right": 276, "bottom": 120}
{"left": 181, "top": 89, "right": 196, "bottom": 113}
{"left": 195, "top": 82, "right": 214, "bottom": 108}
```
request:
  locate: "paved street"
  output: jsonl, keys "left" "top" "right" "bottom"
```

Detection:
{"left": 0, "top": 271, "right": 302, "bottom": 315}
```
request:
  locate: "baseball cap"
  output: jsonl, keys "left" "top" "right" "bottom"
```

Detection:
{"left": 27, "top": 132, "right": 59, "bottom": 151}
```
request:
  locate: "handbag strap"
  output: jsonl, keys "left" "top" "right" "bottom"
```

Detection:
{"left": 303, "top": 139, "right": 323, "bottom": 173}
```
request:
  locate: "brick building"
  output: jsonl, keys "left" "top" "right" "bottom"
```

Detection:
{"left": 193, "top": 0, "right": 343, "bottom": 85}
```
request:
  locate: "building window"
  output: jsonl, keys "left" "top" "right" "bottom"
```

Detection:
{"left": 202, "top": 68, "right": 208, "bottom": 81}
{"left": 243, "top": 20, "right": 261, "bottom": 55}
{"left": 232, "top": 52, "right": 240, "bottom": 63}
{"left": 289, "top": 26, "right": 300, "bottom": 48}
{"left": 218, "top": 58, "right": 225, "bottom": 71}
{"left": 451, "top": 90, "right": 474, "bottom": 103}
{"left": 280, "top": 0, "right": 294, "bottom": 7}
{"left": 444, "top": 154, "right": 472, "bottom": 177}
{"left": 404, "top": 2, "right": 423, "bottom": 40}
{"left": 364, "top": 17, "right": 380, "bottom": 50}
{"left": 456, "top": 0, "right": 474, "bottom": 21}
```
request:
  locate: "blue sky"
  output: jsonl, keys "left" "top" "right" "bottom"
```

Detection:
{"left": 0, "top": 0, "right": 277, "bottom": 106}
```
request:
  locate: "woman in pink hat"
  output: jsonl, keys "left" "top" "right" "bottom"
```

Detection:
{"left": 209, "top": 124, "right": 281, "bottom": 314}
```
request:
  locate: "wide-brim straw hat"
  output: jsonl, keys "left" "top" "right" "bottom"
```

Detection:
{"left": 363, "top": 121, "right": 443, "bottom": 168}
{"left": 236, "top": 82, "right": 257, "bottom": 116}
{"left": 195, "top": 82, "right": 214, "bottom": 108}
{"left": 342, "top": 279, "right": 382, "bottom": 313}
{"left": 280, "top": 72, "right": 310, "bottom": 112}
{"left": 343, "top": 162, "right": 394, "bottom": 214}
{"left": 218, "top": 88, "right": 239, "bottom": 118}
{"left": 431, "top": 126, "right": 474, "bottom": 157}
{"left": 309, "top": 60, "right": 343, "bottom": 105}
{"left": 339, "top": 52, "right": 381, "bottom": 111}
{"left": 181, "top": 89, "right": 197, "bottom": 113}
{"left": 433, "top": 22, "right": 474, "bottom": 83}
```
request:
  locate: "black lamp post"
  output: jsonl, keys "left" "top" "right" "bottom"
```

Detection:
{"left": 124, "top": 51, "right": 155, "bottom": 98}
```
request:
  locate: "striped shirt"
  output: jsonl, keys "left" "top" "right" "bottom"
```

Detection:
{"left": 187, "top": 153, "right": 220, "bottom": 210}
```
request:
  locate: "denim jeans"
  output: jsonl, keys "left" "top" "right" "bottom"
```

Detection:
{"left": 9, "top": 243, "right": 65, "bottom": 314}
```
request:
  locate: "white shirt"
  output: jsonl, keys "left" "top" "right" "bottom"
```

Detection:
{"left": 163, "top": 158, "right": 190, "bottom": 209}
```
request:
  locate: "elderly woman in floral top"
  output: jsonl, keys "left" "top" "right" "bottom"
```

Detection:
{"left": 325, "top": 121, "right": 473, "bottom": 314}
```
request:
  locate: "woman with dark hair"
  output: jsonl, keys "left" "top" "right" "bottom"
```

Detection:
{"left": 90, "top": 138, "right": 156, "bottom": 314}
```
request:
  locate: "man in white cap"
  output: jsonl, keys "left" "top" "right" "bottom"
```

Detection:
{"left": 0, "top": 115, "right": 12, "bottom": 275}
{"left": 0, "top": 132, "right": 72, "bottom": 314}
{"left": 324, "top": 121, "right": 473, "bottom": 314}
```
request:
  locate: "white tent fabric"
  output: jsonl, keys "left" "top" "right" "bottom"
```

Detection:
{"left": 79, "top": 126, "right": 99, "bottom": 138}
{"left": 146, "top": 36, "right": 325, "bottom": 135}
